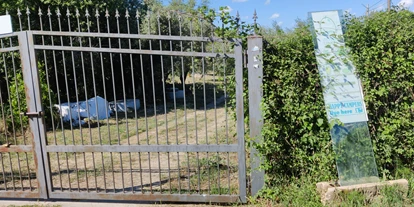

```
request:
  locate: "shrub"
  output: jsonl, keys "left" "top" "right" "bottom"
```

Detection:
{"left": 8, "top": 62, "right": 57, "bottom": 132}
{"left": 344, "top": 8, "right": 414, "bottom": 177}
{"left": 253, "top": 8, "right": 414, "bottom": 198}
{"left": 256, "top": 22, "right": 336, "bottom": 187}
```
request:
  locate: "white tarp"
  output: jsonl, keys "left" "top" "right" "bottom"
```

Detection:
{"left": 109, "top": 99, "right": 141, "bottom": 113}
{"left": 167, "top": 88, "right": 184, "bottom": 100}
{"left": 54, "top": 96, "right": 111, "bottom": 126}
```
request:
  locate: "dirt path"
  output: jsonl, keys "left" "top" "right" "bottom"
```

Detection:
{"left": 48, "top": 105, "right": 239, "bottom": 194}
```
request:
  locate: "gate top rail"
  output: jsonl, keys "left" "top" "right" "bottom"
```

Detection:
{"left": 31, "top": 30, "right": 231, "bottom": 42}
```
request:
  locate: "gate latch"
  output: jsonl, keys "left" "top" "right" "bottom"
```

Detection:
{"left": 20, "top": 111, "right": 43, "bottom": 117}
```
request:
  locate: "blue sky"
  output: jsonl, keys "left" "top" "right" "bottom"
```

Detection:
{"left": 168, "top": 0, "right": 414, "bottom": 29}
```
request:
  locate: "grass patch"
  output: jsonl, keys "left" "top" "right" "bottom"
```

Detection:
{"left": 252, "top": 169, "right": 414, "bottom": 207}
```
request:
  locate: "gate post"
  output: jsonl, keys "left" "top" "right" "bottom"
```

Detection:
{"left": 235, "top": 39, "right": 247, "bottom": 203}
{"left": 18, "top": 31, "right": 50, "bottom": 199}
{"left": 248, "top": 35, "right": 264, "bottom": 196}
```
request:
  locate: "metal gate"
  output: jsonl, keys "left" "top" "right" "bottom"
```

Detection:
{"left": 0, "top": 8, "right": 246, "bottom": 203}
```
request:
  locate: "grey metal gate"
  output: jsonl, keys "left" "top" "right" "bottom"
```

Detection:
{"left": 0, "top": 8, "right": 247, "bottom": 203}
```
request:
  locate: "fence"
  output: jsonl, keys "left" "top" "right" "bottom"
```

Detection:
{"left": 0, "top": 7, "right": 251, "bottom": 203}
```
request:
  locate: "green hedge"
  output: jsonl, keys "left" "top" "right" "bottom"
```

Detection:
{"left": 258, "top": 23, "right": 335, "bottom": 186}
{"left": 344, "top": 9, "right": 414, "bottom": 176}
{"left": 256, "top": 8, "right": 414, "bottom": 188}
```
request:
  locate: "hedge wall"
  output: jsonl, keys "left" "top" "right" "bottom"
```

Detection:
{"left": 255, "top": 8, "right": 414, "bottom": 187}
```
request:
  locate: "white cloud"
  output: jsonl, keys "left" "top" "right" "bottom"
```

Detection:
{"left": 265, "top": 0, "right": 271, "bottom": 5}
{"left": 278, "top": 21, "right": 283, "bottom": 26}
{"left": 223, "top": 6, "right": 233, "bottom": 13}
{"left": 398, "top": 0, "right": 414, "bottom": 7}
{"left": 270, "top": 13, "right": 280, "bottom": 19}
{"left": 232, "top": 0, "right": 248, "bottom": 2}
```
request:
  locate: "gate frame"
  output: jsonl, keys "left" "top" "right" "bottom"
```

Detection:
{"left": 10, "top": 30, "right": 247, "bottom": 203}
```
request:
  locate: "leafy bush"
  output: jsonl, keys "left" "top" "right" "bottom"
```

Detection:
{"left": 8, "top": 62, "right": 57, "bottom": 132}
{"left": 256, "top": 22, "right": 336, "bottom": 186}
{"left": 252, "top": 8, "right": 414, "bottom": 201}
{"left": 344, "top": 8, "right": 414, "bottom": 177}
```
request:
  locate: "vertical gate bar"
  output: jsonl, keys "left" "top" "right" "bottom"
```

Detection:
{"left": 135, "top": 10, "right": 145, "bottom": 193}
{"left": 219, "top": 41, "right": 229, "bottom": 195}
{"left": 210, "top": 24, "right": 217, "bottom": 195}
{"left": 9, "top": 36, "right": 25, "bottom": 190}
{"left": 0, "top": 39, "right": 16, "bottom": 191}
{"left": 222, "top": 46, "right": 229, "bottom": 145}
{"left": 177, "top": 13, "right": 191, "bottom": 194}
{"left": 157, "top": 11, "right": 170, "bottom": 194}
{"left": 0, "top": 77, "right": 7, "bottom": 192}
{"left": 7, "top": 153, "right": 14, "bottom": 191}
{"left": 235, "top": 38, "right": 246, "bottom": 203}
{"left": 147, "top": 11, "right": 161, "bottom": 194}
{"left": 188, "top": 18, "right": 201, "bottom": 194}
{"left": 6, "top": 54, "right": 20, "bottom": 190}
{"left": 144, "top": 12, "right": 156, "bottom": 193}
{"left": 115, "top": 8, "right": 126, "bottom": 193}
{"left": 75, "top": 8, "right": 91, "bottom": 192}
{"left": 26, "top": 7, "right": 31, "bottom": 31}
{"left": 85, "top": 9, "right": 99, "bottom": 192}
{"left": 38, "top": 8, "right": 54, "bottom": 192}
{"left": 18, "top": 31, "right": 50, "bottom": 199}
{"left": 227, "top": 152, "right": 230, "bottom": 195}
{"left": 0, "top": 48, "right": 9, "bottom": 190}
{"left": 67, "top": 9, "right": 82, "bottom": 191}
{"left": 17, "top": 9, "right": 23, "bottom": 31}
{"left": 0, "top": 153, "right": 6, "bottom": 190}
{"left": 166, "top": 11, "right": 175, "bottom": 194}
{"left": 47, "top": 8, "right": 65, "bottom": 191}
{"left": 212, "top": 53, "right": 219, "bottom": 195}
{"left": 0, "top": 86, "right": 8, "bottom": 190}
{"left": 168, "top": 11, "right": 181, "bottom": 194}
{"left": 95, "top": 9, "right": 108, "bottom": 193}
{"left": 105, "top": 9, "right": 118, "bottom": 193}
{"left": 248, "top": 36, "right": 264, "bottom": 197}
{"left": 200, "top": 18, "right": 209, "bottom": 194}
{"left": 125, "top": 9, "right": 135, "bottom": 194}
{"left": 57, "top": 8, "right": 77, "bottom": 192}
{"left": 222, "top": 39, "right": 230, "bottom": 196}
{"left": 224, "top": 56, "right": 231, "bottom": 195}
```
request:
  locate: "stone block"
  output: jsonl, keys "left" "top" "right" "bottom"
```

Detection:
{"left": 316, "top": 179, "right": 409, "bottom": 205}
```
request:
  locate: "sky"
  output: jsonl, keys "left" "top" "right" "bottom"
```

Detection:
{"left": 165, "top": 0, "right": 414, "bottom": 29}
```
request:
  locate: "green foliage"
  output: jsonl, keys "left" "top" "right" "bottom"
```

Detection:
{"left": 257, "top": 22, "right": 336, "bottom": 186}
{"left": 334, "top": 190, "right": 368, "bottom": 206}
{"left": 253, "top": 176, "right": 322, "bottom": 207}
{"left": 344, "top": 8, "right": 414, "bottom": 178}
{"left": 274, "top": 178, "right": 322, "bottom": 207}
{"left": 251, "top": 173, "right": 413, "bottom": 206}
{"left": 331, "top": 184, "right": 412, "bottom": 207}
{"left": 251, "top": 8, "right": 414, "bottom": 204}
{"left": 8, "top": 62, "right": 57, "bottom": 131}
